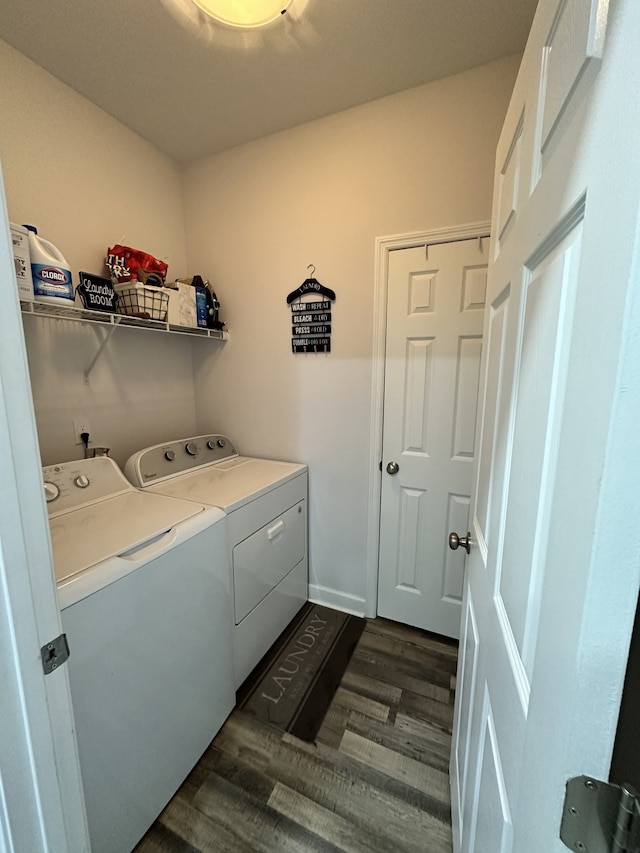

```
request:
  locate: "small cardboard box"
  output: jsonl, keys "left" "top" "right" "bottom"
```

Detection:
{"left": 167, "top": 282, "right": 197, "bottom": 327}
{"left": 10, "top": 223, "right": 34, "bottom": 301}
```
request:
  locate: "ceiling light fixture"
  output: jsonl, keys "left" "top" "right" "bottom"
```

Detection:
{"left": 191, "top": 0, "right": 293, "bottom": 28}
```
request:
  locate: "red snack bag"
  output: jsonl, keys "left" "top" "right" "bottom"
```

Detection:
{"left": 106, "top": 244, "right": 168, "bottom": 283}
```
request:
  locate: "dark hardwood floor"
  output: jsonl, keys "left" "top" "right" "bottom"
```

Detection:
{"left": 135, "top": 617, "right": 458, "bottom": 853}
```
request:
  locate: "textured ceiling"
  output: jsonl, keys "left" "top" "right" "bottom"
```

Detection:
{"left": 0, "top": 0, "right": 537, "bottom": 162}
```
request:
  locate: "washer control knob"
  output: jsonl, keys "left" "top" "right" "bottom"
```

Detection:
{"left": 217, "top": 439, "right": 226, "bottom": 448}
{"left": 165, "top": 450, "right": 176, "bottom": 461}
{"left": 185, "top": 441, "right": 198, "bottom": 457}
{"left": 74, "top": 475, "right": 90, "bottom": 489}
{"left": 44, "top": 482, "right": 60, "bottom": 502}
{"left": 206, "top": 440, "right": 216, "bottom": 450}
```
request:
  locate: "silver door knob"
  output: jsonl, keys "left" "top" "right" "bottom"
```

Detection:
{"left": 449, "top": 531, "right": 472, "bottom": 554}
{"left": 386, "top": 461, "right": 399, "bottom": 475}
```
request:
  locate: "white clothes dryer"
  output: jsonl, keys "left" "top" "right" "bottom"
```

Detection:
{"left": 43, "top": 456, "right": 234, "bottom": 853}
{"left": 125, "top": 434, "right": 308, "bottom": 688}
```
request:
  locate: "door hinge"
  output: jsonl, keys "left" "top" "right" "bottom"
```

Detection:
{"left": 40, "top": 633, "right": 70, "bottom": 675}
{"left": 561, "top": 775, "right": 640, "bottom": 853}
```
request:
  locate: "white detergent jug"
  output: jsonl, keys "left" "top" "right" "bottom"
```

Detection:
{"left": 24, "top": 225, "right": 74, "bottom": 305}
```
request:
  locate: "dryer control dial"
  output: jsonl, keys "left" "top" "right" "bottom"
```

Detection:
{"left": 165, "top": 450, "right": 176, "bottom": 461}
{"left": 217, "top": 439, "right": 226, "bottom": 448}
{"left": 44, "top": 482, "right": 60, "bottom": 502}
{"left": 185, "top": 441, "right": 198, "bottom": 457}
{"left": 74, "top": 475, "right": 90, "bottom": 489}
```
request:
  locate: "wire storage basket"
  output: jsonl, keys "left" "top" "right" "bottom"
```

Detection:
{"left": 114, "top": 283, "right": 169, "bottom": 321}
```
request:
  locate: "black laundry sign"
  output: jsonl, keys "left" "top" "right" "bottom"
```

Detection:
{"left": 287, "top": 278, "right": 335, "bottom": 354}
{"left": 76, "top": 272, "right": 118, "bottom": 312}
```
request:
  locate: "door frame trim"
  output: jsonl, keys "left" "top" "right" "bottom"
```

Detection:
{"left": 365, "top": 221, "right": 491, "bottom": 618}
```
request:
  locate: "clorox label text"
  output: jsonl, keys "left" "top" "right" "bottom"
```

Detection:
{"left": 40, "top": 267, "right": 70, "bottom": 283}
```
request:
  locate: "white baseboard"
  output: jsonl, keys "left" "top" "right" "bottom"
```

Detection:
{"left": 308, "top": 584, "right": 367, "bottom": 618}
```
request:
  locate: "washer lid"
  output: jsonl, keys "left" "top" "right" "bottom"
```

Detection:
{"left": 49, "top": 490, "right": 214, "bottom": 583}
{"left": 144, "top": 456, "right": 307, "bottom": 512}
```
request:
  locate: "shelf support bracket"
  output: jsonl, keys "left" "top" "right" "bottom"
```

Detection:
{"left": 83, "top": 322, "right": 119, "bottom": 383}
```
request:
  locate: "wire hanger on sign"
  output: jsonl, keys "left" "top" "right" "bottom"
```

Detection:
{"left": 286, "top": 264, "right": 336, "bottom": 304}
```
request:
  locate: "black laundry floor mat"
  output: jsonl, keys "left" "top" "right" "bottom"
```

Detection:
{"left": 236, "top": 602, "right": 365, "bottom": 742}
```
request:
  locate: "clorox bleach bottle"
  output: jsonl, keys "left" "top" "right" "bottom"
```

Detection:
{"left": 24, "top": 225, "right": 74, "bottom": 305}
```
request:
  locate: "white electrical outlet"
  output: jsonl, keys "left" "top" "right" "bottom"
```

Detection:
{"left": 73, "top": 418, "right": 91, "bottom": 446}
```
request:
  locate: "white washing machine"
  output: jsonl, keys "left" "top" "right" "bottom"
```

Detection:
{"left": 125, "top": 434, "right": 308, "bottom": 688}
{"left": 43, "top": 456, "right": 235, "bottom": 853}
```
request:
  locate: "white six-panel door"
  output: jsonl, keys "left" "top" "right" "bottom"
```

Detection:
{"left": 451, "top": 0, "right": 640, "bottom": 850}
{"left": 0, "top": 173, "right": 90, "bottom": 849}
{"left": 378, "top": 238, "right": 487, "bottom": 639}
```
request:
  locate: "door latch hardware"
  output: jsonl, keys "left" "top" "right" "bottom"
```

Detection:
{"left": 560, "top": 775, "right": 640, "bottom": 852}
{"left": 40, "top": 633, "right": 70, "bottom": 675}
{"left": 449, "top": 531, "right": 472, "bottom": 554}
